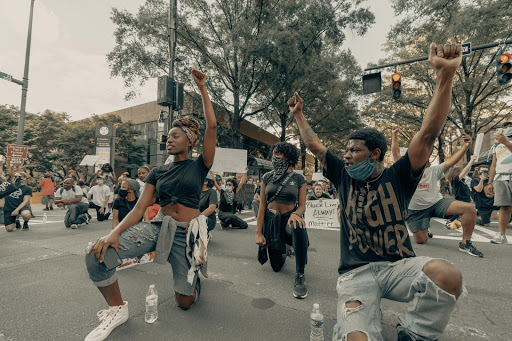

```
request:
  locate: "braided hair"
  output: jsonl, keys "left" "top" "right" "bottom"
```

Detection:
{"left": 172, "top": 116, "right": 201, "bottom": 148}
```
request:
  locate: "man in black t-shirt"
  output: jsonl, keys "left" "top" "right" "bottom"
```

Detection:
{"left": 290, "top": 43, "right": 465, "bottom": 341}
{"left": 4, "top": 172, "right": 32, "bottom": 232}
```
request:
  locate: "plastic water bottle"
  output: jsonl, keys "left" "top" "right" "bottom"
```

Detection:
{"left": 310, "top": 303, "right": 324, "bottom": 341}
{"left": 145, "top": 284, "right": 158, "bottom": 323}
{"left": 86, "top": 242, "right": 93, "bottom": 254}
{"left": 42, "top": 213, "right": 47, "bottom": 223}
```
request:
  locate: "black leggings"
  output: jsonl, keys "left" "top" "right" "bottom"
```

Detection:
{"left": 265, "top": 210, "right": 308, "bottom": 274}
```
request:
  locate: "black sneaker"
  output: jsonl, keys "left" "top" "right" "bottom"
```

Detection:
{"left": 49, "top": 206, "right": 54, "bottom": 210}
{"left": 476, "top": 219, "right": 485, "bottom": 226}
{"left": 459, "top": 240, "right": 483, "bottom": 257}
{"left": 427, "top": 229, "right": 433, "bottom": 238}
{"left": 15, "top": 220, "right": 21, "bottom": 229}
{"left": 293, "top": 273, "right": 308, "bottom": 299}
{"left": 22, "top": 221, "right": 29, "bottom": 231}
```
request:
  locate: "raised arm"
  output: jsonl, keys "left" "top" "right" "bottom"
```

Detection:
{"left": 391, "top": 126, "right": 401, "bottom": 163}
{"left": 459, "top": 155, "right": 477, "bottom": 179}
{"left": 496, "top": 133, "right": 512, "bottom": 153}
{"left": 236, "top": 169, "right": 248, "bottom": 192}
{"left": 211, "top": 172, "right": 222, "bottom": 192}
{"left": 444, "top": 135, "right": 471, "bottom": 172}
{"left": 408, "top": 43, "right": 462, "bottom": 172}
{"left": 192, "top": 68, "right": 217, "bottom": 169}
{"left": 288, "top": 92, "right": 328, "bottom": 169}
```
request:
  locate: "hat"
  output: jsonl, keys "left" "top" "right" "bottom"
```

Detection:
{"left": 502, "top": 121, "right": 512, "bottom": 127}
{"left": 125, "top": 179, "right": 140, "bottom": 197}
{"left": 68, "top": 169, "right": 76, "bottom": 174}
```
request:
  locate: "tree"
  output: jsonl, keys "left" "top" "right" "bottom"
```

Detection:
{"left": 363, "top": 0, "right": 512, "bottom": 161}
{"left": 0, "top": 105, "right": 24, "bottom": 152}
{"left": 107, "top": 0, "right": 374, "bottom": 148}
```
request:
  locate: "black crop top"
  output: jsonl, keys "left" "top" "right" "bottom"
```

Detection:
{"left": 144, "top": 155, "right": 210, "bottom": 209}
{"left": 263, "top": 171, "right": 306, "bottom": 205}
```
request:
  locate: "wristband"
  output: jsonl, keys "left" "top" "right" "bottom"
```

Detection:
{"left": 292, "top": 212, "right": 303, "bottom": 218}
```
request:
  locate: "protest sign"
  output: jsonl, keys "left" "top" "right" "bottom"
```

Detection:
{"left": 210, "top": 148, "right": 247, "bottom": 174}
{"left": 305, "top": 199, "right": 340, "bottom": 229}
{"left": 236, "top": 183, "right": 255, "bottom": 202}
{"left": 80, "top": 155, "right": 100, "bottom": 166}
{"left": 473, "top": 133, "right": 484, "bottom": 157}
{"left": 311, "top": 172, "right": 326, "bottom": 182}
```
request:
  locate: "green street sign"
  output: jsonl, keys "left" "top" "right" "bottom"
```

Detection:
{"left": 0, "top": 71, "right": 13, "bottom": 82}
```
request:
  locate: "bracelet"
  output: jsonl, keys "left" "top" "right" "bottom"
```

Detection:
{"left": 292, "top": 212, "right": 303, "bottom": 218}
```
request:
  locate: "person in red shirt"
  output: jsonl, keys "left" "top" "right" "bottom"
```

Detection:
{"left": 39, "top": 172, "right": 56, "bottom": 211}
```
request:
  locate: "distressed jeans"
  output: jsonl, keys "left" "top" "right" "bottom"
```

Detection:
{"left": 333, "top": 256, "right": 462, "bottom": 341}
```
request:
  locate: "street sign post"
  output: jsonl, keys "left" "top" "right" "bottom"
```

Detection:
{"left": 7, "top": 145, "right": 29, "bottom": 166}
{"left": 0, "top": 71, "right": 13, "bottom": 82}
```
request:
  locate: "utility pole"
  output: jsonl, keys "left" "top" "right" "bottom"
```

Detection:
{"left": 168, "top": 0, "right": 177, "bottom": 130}
{"left": 16, "top": 0, "right": 35, "bottom": 145}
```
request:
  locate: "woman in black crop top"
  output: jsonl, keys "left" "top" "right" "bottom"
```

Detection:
{"left": 85, "top": 68, "right": 216, "bottom": 340}
{"left": 255, "top": 142, "right": 309, "bottom": 299}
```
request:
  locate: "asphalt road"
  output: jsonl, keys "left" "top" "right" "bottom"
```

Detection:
{"left": 0, "top": 204, "right": 511, "bottom": 341}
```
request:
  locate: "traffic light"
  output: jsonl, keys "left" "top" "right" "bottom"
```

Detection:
{"left": 159, "top": 134, "right": 167, "bottom": 151}
{"left": 392, "top": 72, "right": 401, "bottom": 99}
{"left": 497, "top": 53, "right": 512, "bottom": 85}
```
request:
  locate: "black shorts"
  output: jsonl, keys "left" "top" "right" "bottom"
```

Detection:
{"left": 3, "top": 206, "right": 31, "bottom": 226}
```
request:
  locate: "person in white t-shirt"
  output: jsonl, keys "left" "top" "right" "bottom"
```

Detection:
{"left": 488, "top": 122, "right": 512, "bottom": 244}
{"left": 87, "top": 176, "right": 111, "bottom": 221}
{"left": 55, "top": 178, "right": 90, "bottom": 229}
{"left": 395, "top": 130, "right": 483, "bottom": 257}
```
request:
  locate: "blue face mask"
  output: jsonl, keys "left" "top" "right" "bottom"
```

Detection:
{"left": 345, "top": 157, "right": 377, "bottom": 181}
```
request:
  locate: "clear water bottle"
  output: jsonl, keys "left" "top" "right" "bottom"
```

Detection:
{"left": 310, "top": 303, "right": 324, "bottom": 341}
{"left": 86, "top": 242, "right": 93, "bottom": 254}
{"left": 42, "top": 213, "right": 47, "bottom": 223}
{"left": 145, "top": 284, "right": 158, "bottom": 323}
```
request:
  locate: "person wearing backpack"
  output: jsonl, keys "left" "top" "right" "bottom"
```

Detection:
{"left": 55, "top": 178, "right": 89, "bottom": 229}
{"left": 255, "top": 142, "right": 309, "bottom": 299}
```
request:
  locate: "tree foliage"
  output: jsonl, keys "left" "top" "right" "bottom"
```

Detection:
{"left": 362, "top": 0, "right": 512, "bottom": 161}
{"left": 107, "top": 0, "right": 374, "bottom": 148}
{"left": 0, "top": 105, "right": 145, "bottom": 177}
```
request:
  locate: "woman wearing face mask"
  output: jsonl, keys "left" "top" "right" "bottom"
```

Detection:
{"left": 308, "top": 183, "right": 331, "bottom": 200}
{"left": 199, "top": 174, "right": 218, "bottom": 232}
{"left": 255, "top": 142, "right": 309, "bottom": 299}
{"left": 85, "top": 68, "right": 216, "bottom": 341}
{"left": 112, "top": 179, "right": 140, "bottom": 229}
{"left": 213, "top": 173, "right": 249, "bottom": 229}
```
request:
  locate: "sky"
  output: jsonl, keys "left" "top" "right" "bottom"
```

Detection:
{"left": 0, "top": 0, "right": 395, "bottom": 122}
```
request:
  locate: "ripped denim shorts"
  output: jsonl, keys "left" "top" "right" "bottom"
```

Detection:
{"left": 85, "top": 221, "right": 197, "bottom": 296}
{"left": 332, "top": 256, "right": 463, "bottom": 341}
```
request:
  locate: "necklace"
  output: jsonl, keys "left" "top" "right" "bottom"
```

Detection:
{"left": 364, "top": 169, "right": 384, "bottom": 191}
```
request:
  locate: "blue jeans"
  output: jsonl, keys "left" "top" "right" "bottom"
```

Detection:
{"left": 85, "top": 221, "right": 197, "bottom": 296}
{"left": 64, "top": 203, "right": 88, "bottom": 227}
{"left": 333, "top": 257, "right": 462, "bottom": 341}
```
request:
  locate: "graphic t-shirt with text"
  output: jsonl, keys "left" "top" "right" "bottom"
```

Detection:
{"left": 324, "top": 151, "right": 423, "bottom": 274}
{"left": 4, "top": 185, "right": 33, "bottom": 212}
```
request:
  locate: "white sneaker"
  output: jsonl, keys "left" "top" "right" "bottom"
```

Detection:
{"left": 490, "top": 234, "right": 507, "bottom": 244}
{"left": 71, "top": 224, "right": 78, "bottom": 229}
{"left": 85, "top": 301, "right": 129, "bottom": 341}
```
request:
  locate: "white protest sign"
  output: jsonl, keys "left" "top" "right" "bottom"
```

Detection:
{"left": 210, "top": 148, "right": 247, "bottom": 174}
{"left": 311, "top": 172, "right": 326, "bottom": 182}
{"left": 305, "top": 199, "right": 340, "bottom": 229}
{"left": 80, "top": 155, "right": 100, "bottom": 166}
{"left": 473, "top": 133, "right": 484, "bottom": 157}
{"left": 399, "top": 147, "right": 408, "bottom": 157}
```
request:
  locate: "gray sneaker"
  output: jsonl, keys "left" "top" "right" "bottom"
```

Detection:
{"left": 490, "top": 234, "right": 507, "bottom": 244}
{"left": 71, "top": 224, "right": 78, "bottom": 229}
{"left": 293, "top": 273, "right": 307, "bottom": 299}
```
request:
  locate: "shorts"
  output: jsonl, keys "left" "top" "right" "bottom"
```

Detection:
{"left": 3, "top": 205, "right": 31, "bottom": 226}
{"left": 42, "top": 195, "right": 54, "bottom": 205}
{"left": 406, "top": 198, "right": 454, "bottom": 233}
{"left": 493, "top": 180, "right": 512, "bottom": 207}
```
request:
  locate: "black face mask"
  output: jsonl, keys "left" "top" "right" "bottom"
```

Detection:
{"left": 118, "top": 189, "right": 128, "bottom": 198}
{"left": 78, "top": 181, "right": 85, "bottom": 186}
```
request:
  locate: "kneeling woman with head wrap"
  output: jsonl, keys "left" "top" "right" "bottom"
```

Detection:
{"left": 255, "top": 142, "right": 309, "bottom": 299}
{"left": 84, "top": 68, "right": 217, "bottom": 341}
